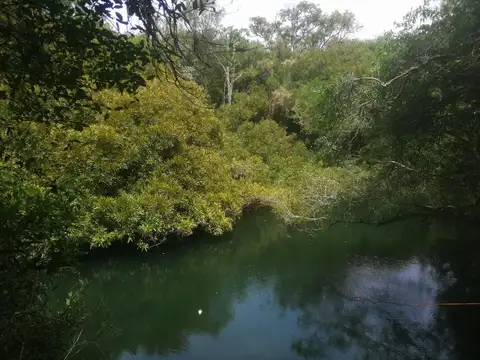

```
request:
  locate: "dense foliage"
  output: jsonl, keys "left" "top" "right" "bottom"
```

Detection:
{"left": 2, "top": 0, "right": 480, "bottom": 358}
{"left": 294, "top": 0, "right": 480, "bottom": 218}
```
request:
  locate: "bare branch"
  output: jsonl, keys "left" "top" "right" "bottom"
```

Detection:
{"left": 353, "top": 55, "right": 449, "bottom": 87}
{"left": 384, "top": 160, "right": 419, "bottom": 173}
{"left": 214, "top": 55, "right": 227, "bottom": 72}
{"left": 233, "top": 73, "right": 243, "bottom": 82}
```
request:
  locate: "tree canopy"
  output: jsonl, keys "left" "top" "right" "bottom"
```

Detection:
{"left": 249, "top": 1, "right": 359, "bottom": 51}
{"left": 0, "top": 0, "right": 213, "bottom": 125}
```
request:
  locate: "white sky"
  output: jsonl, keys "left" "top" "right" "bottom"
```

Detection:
{"left": 218, "top": 0, "right": 426, "bottom": 39}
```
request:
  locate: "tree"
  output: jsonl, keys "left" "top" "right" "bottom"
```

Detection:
{"left": 249, "top": 16, "right": 278, "bottom": 49}
{"left": 214, "top": 28, "right": 253, "bottom": 105}
{"left": 0, "top": 0, "right": 213, "bottom": 125}
{"left": 360, "top": 0, "right": 480, "bottom": 213}
{"left": 249, "top": 1, "right": 359, "bottom": 52}
{"left": 302, "top": 0, "right": 480, "bottom": 217}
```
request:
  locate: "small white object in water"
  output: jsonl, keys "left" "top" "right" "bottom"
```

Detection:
{"left": 198, "top": 309, "right": 202, "bottom": 315}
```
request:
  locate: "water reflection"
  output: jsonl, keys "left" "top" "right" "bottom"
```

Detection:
{"left": 289, "top": 259, "right": 455, "bottom": 359}
{"left": 60, "top": 212, "right": 480, "bottom": 360}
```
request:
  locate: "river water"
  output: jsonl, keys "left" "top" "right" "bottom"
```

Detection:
{"left": 61, "top": 210, "right": 480, "bottom": 360}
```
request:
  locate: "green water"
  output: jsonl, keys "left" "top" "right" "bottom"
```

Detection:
{"left": 61, "top": 211, "right": 480, "bottom": 360}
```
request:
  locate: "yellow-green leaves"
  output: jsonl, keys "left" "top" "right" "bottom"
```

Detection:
{"left": 2, "top": 74, "right": 357, "bottom": 250}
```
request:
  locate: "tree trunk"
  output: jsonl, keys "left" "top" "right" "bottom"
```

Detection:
{"left": 226, "top": 66, "right": 233, "bottom": 105}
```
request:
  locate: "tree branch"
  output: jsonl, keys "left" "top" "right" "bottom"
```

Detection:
{"left": 233, "top": 72, "right": 242, "bottom": 82}
{"left": 353, "top": 55, "right": 449, "bottom": 87}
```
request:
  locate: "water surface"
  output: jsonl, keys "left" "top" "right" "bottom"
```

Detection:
{"left": 62, "top": 211, "right": 480, "bottom": 360}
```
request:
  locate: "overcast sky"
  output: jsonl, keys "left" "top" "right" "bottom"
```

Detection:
{"left": 218, "top": 0, "right": 426, "bottom": 39}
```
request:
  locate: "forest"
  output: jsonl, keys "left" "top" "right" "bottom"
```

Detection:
{"left": 1, "top": 0, "right": 480, "bottom": 359}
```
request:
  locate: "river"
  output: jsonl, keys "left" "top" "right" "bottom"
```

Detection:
{"left": 58, "top": 210, "right": 480, "bottom": 360}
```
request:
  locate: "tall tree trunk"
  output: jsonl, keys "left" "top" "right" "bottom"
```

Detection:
{"left": 226, "top": 66, "right": 233, "bottom": 105}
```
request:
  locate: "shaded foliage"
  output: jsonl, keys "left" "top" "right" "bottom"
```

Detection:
{"left": 0, "top": 0, "right": 213, "bottom": 126}
{"left": 293, "top": 0, "right": 480, "bottom": 220}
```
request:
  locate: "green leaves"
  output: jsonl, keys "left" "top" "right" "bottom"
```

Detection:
{"left": 1, "top": 0, "right": 150, "bottom": 125}
{"left": 248, "top": 1, "right": 358, "bottom": 51}
{"left": 0, "top": 0, "right": 211, "bottom": 126}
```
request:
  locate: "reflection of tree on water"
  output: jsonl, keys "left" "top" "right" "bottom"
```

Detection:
{"left": 59, "top": 214, "right": 480, "bottom": 360}
{"left": 430, "top": 223, "right": 480, "bottom": 360}
{"left": 255, "top": 217, "right": 457, "bottom": 359}
{"left": 77, "top": 259, "right": 235, "bottom": 359}
{"left": 279, "top": 219, "right": 480, "bottom": 360}
{"left": 62, "top": 210, "right": 288, "bottom": 360}
{"left": 289, "top": 259, "right": 456, "bottom": 359}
